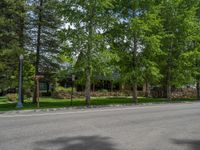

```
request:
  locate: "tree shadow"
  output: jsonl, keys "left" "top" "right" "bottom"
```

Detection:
{"left": 34, "top": 135, "right": 118, "bottom": 150}
{"left": 171, "top": 138, "right": 200, "bottom": 150}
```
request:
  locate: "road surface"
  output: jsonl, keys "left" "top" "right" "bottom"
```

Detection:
{"left": 0, "top": 103, "right": 200, "bottom": 150}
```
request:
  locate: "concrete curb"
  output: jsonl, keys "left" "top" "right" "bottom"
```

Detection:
{"left": 1, "top": 101, "right": 199, "bottom": 115}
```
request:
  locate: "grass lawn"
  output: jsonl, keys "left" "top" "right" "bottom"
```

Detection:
{"left": 0, "top": 96, "right": 197, "bottom": 112}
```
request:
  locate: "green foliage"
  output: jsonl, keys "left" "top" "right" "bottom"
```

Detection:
{"left": 59, "top": 0, "right": 116, "bottom": 103}
{"left": 158, "top": 0, "right": 200, "bottom": 88}
{"left": 109, "top": 0, "right": 163, "bottom": 97}
{"left": 0, "top": 0, "right": 26, "bottom": 89}
{"left": 1, "top": 0, "right": 200, "bottom": 104}
{"left": 27, "top": 0, "right": 63, "bottom": 73}
{"left": 6, "top": 93, "right": 17, "bottom": 102}
{"left": 55, "top": 86, "right": 76, "bottom": 93}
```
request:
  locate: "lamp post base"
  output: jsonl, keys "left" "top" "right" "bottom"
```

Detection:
{"left": 16, "top": 102, "right": 23, "bottom": 108}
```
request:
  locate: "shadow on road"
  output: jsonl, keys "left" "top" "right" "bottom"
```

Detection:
{"left": 34, "top": 135, "right": 118, "bottom": 150}
{"left": 171, "top": 139, "right": 200, "bottom": 150}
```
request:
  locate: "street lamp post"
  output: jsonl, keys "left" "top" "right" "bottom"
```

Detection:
{"left": 16, "top": 55, "right": 24, "bottom": 108}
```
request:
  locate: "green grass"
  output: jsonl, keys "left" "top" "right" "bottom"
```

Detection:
{"left": 0, "top": 96, "right": 197, "bottom": 112}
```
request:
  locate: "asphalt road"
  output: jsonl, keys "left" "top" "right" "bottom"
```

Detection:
{"left": 0, "top": 103, "right": 200, "bottom": 150}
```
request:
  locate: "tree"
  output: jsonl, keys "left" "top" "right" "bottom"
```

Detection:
{"left": 60, "top": 0, "right": 114, "bottom": 106}
{"left": 0, "top": 0, "right": 26, "bottom": 89}
{"left": 179, "top": 1, "right": 200, "bottom": 100}
{"left": 159, "top": 0, "right": 200, "bottom": 100}
{"left": 27, "top": 0, "right": 62, "bottom": 103}
{"left": 109, "top": 0, "right": 162, "bottom": 102}
{"left": 195, "top": 2, "right": 200, "bottom": 100}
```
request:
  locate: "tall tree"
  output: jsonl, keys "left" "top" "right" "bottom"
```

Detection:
{"left": 109, "top": 0, "right": 162, "bottom": 102}
{"left": 60, "top": 0, "right": 114, "bottom": 106}
{"left": 179, "top": 1, "right": 200, "bottom": 100}
{"left": 196, "top": 2, "right": 200, "bottom": 100}
{"left": 159, "top": 0, "right": 200, "bottom": 100}
{"left": 0, "top": 0, "right": 26, "bottom": 89}
{"left": 27, "top": 0, "right": 62, "bottom": 103}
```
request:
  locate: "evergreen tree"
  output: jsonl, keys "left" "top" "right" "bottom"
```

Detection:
{"left": 27, "top": 0, "right": 62, "bottom": 102}
{"left": 0, "top": 0, "right": 26, "bottom": 89}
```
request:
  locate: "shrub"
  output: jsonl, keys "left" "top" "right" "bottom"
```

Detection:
{"left": 6, "top": 93, "right": 18, "bottom": 102}
{"left": 52, "top": 86, "right": 77, "bottom": 99}
{"left": 55, "top": 86, "right": 76, "bottom": 93}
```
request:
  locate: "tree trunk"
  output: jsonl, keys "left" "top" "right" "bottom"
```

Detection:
{"left": 145, "top": 81, "right": 150, "bottom": 97}
{"left": 196, "top": 78, "right": 200, "bottom": 100}
{"left": 166, "top": 82, "right": 171, "bottom": 100}
{"left": 132, "top": 82, "right": 137, "bottom": 103}
{"left": 120, "top": 84, "right": 124, "bottom": 92}
{"left": 111, "top": 81, "right": 113, "bottom": 92}
{"left": 33, "top": 0, "right": 43, "bottom": 103}
{"left": 92, "top": 83, "right": 95, "bottom": 92}
{"left": 166, "top": 38, "right": 173, "bottom": 101}
{"left": 166, "top": 63, "right": 172, "bottom": 100}
{"left": 85, "top": 3, "right": 95, "bottom": 107}
{"left": 85, "top": 66, "right": 91, "bottom": 106}
{"left": 132, "top": 31, "right": 138, "bottom": 103}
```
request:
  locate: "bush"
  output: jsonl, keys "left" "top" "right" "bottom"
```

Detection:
{"left": 52, "top": 86, "right": 76, "bottom": 99}
{"left": 55, "top": 86, "right": 76, "bottom": 93}
{"left": 6, "top": 93, "right": 18, "bottom": 102}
